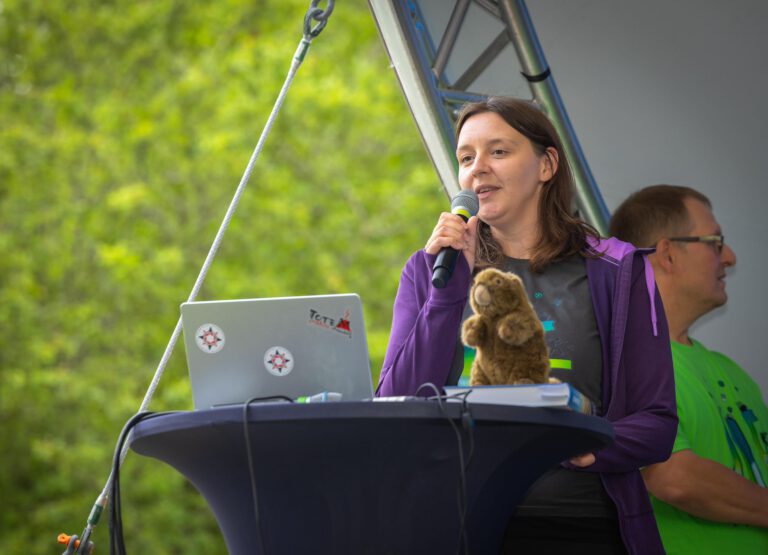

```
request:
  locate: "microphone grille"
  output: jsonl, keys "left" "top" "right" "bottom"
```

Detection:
{"left": 451, "top": 189, "right": 479, "bottom": 216}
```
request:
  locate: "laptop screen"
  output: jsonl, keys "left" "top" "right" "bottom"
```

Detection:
{"left": 181, "top": 294, "right": 374, "bottom": 409}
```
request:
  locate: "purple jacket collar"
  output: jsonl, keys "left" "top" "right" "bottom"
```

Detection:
{"left": 588, "top": 236, "right": 659, "bottom": 337}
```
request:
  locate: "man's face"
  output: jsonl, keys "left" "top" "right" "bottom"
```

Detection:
{"left": 671, "top": 198, "right": 737, "bottom": 318}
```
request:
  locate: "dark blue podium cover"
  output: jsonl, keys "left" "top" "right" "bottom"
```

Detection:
{"left": 130, "top": 401, "right": 613, "bottom": 554}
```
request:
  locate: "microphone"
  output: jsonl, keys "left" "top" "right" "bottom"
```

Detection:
{"left": 431, "top": 189, "right": 479, "bottom": 289}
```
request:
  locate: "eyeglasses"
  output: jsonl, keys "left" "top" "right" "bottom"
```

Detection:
{"left": 667, "top": 235, "right": 725, "bottom": 254}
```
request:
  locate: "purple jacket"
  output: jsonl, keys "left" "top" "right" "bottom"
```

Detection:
{"left": 377, "top": 238, "right": 677, "bottom": 555}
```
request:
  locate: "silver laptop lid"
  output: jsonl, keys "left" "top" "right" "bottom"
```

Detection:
{"left": 181, "top": 294, "right": 373, "bottom": 409}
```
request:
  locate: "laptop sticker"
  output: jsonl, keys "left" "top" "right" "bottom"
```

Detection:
{"left": 308, "top": 308, "right": 353, "bottom": 338}
{"left": 195, "top": 323, "right": 225, "bottom": 354}
{"left": 264, "top": 346, "right": 294, "bottom": 376}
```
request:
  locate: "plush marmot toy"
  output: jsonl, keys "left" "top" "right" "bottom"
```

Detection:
{"left": 462, "top": 267, "right": 551, "bottom": 385}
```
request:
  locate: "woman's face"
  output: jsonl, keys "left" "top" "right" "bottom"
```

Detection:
{"left": 456, "top": 111, "right": 555, "bottom": 231}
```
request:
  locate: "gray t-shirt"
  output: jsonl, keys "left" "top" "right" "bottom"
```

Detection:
{"left": 454, "top": 255, "right": 616, "bottom": 518}
{"left": 502, "top": 255, "right": 603, "bottom": 413}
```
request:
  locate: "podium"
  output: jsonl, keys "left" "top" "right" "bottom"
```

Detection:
{"left": 130, "top": 401, "right": 613, "bottom": 554}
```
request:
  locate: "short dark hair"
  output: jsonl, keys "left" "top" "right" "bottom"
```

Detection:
{"left": 609, "top": 185, "right": 711, "bottom": 248}
{"left": 455, "top": 96, "right": 599, "bottom": 272}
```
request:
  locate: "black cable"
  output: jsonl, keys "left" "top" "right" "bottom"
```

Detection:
{"left": 108, "top": 411, "right": 173, "bottom": 555}
{"left": 416, "top": 383, "right": 474, "bottom": 555}
{"left": 457, "top": 391, "right": 475, "bottom": 470}
{"left": 443, "top": 390, "right": 475, "bottom": 469}
{"left": 242, "top": 395, "right": 294, "bottom": 555}
{"left": 105, "top": 397, "right": 292, "bottom": 555}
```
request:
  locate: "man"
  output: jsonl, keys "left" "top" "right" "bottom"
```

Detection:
{"left": 610, "top": 185, "right": 768, "bottom": 554}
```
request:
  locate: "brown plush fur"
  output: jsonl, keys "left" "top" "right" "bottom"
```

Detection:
{"left": 462, "top": 268, "right": 551, "bottom": 385}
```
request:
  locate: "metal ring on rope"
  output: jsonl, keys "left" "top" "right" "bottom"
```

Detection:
{"left": 304, "top": 0, "right": 335, "bottom": 38}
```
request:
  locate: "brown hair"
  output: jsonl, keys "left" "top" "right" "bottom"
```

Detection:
{"left": 455, "top": 96, "right": 599, "bottom": 272}
{"left": 609, "top": 185, "right": 711, "bottom": 248}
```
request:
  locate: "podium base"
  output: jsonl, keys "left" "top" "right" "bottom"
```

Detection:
{"left": 130, "top": 401, "right": 612, "bottom": 554}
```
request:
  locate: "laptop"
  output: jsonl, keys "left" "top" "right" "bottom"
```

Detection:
{"left": 181, "top": 294, "right": 374, "bottom": 409}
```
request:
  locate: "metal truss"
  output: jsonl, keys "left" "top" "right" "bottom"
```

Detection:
{"left": 369, "top": 0, "right": 609, "bottom": 233}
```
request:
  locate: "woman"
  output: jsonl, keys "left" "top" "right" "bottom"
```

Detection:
{"left": 376, "top": 97, "right": 677, "bottom": 554}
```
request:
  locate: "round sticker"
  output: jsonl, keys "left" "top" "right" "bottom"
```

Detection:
{"left": 195, "top": 323, "right": 225, "bottom": 354}
{"left": 263, "top": 346, "right": 294, "bottom": 377}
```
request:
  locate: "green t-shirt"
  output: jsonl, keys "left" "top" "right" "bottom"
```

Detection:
{"left": 650, "top": 339, "right": 768, "bottom": 554}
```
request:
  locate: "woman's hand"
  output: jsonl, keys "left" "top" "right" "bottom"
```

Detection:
{"left": 569, "top": 453, "right": 596, "bottom": 467}
{"left": 424, "top": 214, "right": 479, "bottom": 272}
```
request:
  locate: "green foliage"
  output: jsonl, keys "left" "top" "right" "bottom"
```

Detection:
{"left": 0, "top": 0, "right": 446, "bottom": 552}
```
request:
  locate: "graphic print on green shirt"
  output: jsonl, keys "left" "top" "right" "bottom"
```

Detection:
{"left": 650, "top": 339, "right": 768, "bottom": 554}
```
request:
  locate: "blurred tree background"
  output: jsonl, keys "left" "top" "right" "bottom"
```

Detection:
{"left": 0, "top": 0, "right": 446, "bottom": 552}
